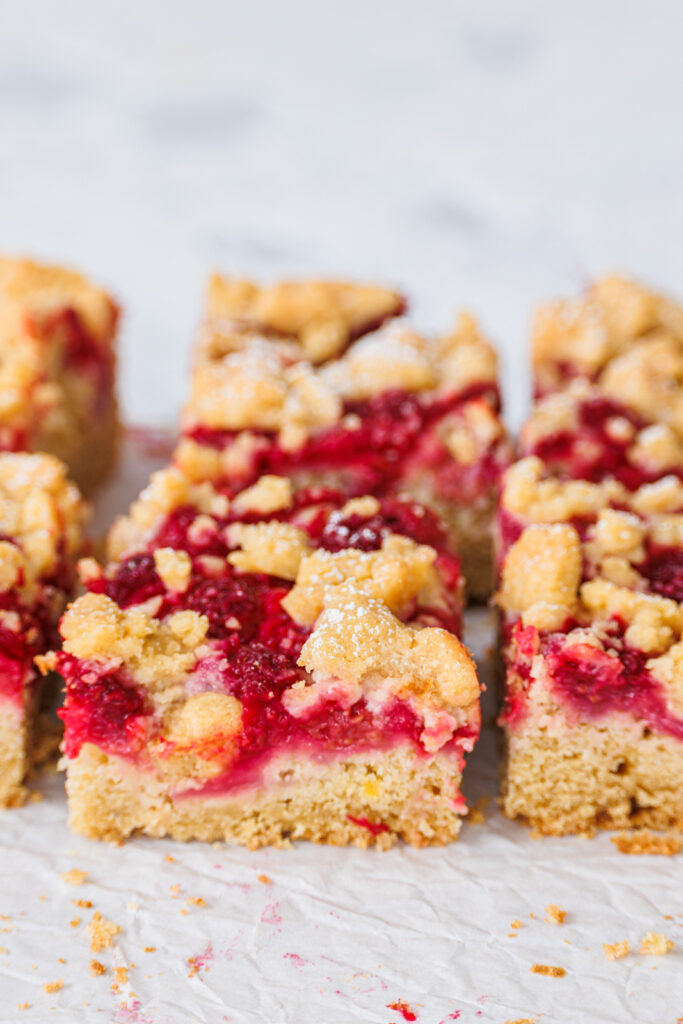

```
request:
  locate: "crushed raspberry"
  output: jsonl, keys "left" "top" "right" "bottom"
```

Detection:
{"left": 182, "top": 574, "right": 275, "bottom": 642}
{"left": 526, "top": 395, "right": 680, "bottom": 489}
{"left": 57, "top": 655, "right": 150, "bottom": 759}
{"left": 91, "top": 553, "right": 164, "bottom": 608}
{"left": 546, "top": 636, "right": 683, "bottom": 740}
{"left": 346, "top": 815, "right": 390, "bottom": 835}
{"left": 319, "top": 498, "right": 448, "bottom": 553}
{"left": 185, "top": 383, "right": 503, "bottom": 502}
{"left": 637, "top": 546, "right": 683, "bottom": 601}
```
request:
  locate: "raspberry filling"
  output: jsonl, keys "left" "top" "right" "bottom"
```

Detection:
{"left": 525, "top": 395, "right": 681, "bottom": 489}
{"left": 636, "top": 546, "right": 683, "bottom": 601}
{"left": 39, "top": 306, "right": 117, "bottom": 412}
{"left": 501, "top": 620, "right": 683, "bottom": 741}
{"left": 60, "top": 492, "right": 470, "bottom": 781}
{"left": 0, "top": 589, "right": 63, "bottom": 705}
{"left": 185, "top": 384, "right": 504, "bottom": 499}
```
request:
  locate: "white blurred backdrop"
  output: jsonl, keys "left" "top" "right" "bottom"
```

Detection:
{"left": 0, "top": 0, "right": 682, "bottom": 429}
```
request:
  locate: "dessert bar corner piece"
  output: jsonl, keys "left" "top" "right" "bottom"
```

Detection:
{"left": 55, "top": 470, "right": 482, "bottom": 848}
{"left": 0, "top": 452, "right": 86, "bottom": 806}
{"left": 497, "top": 469, "right": 683, "bottom": 835}
{"left": 178, "top": 302, "right": 510, "bottom": 599}
{"left": 0, "top": 256, "right": 120, "bottom": 494}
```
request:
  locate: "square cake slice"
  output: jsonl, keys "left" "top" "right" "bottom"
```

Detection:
{"left": 532, "top": 273, "right": 683, "bottom": 402}
{"left": 49, "top": 470, "right": 481, "bottom": 848}
{"left": 0, "top": 256, "right": 120, "bottom": 494}
{"left": 0, "top": 453, "right": 86, "bottom": 806}
{"left": 205, "top": 273, "right": 406, "bottom": 363}
{"left": 497, "top": 484, "right": 683, "bottom": 835}
{"left": 176, "top": 314, "right": 510, "bottom": 599}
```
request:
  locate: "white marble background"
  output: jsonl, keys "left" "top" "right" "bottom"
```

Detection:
{"left": 1, "top": 0, "right": 682, "bottom": 430}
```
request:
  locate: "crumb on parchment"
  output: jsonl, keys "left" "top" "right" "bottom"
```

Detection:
{"left": 530, "top": 964, "right": 566, "bottom": 977}
{"left": 611, "top": 831, "right": 682, "bottom": 855}
{"left": 143, "top": 947, "right": 156, "bottom": 953}
{"left": 545, "top": 904, "right": 566, "bottom": 924}
{"left": 603, "top": 941, "right": 630, "bottom": 960}
{"left": 73, "top": 899, "right": 92, "bottom": 909}
{"left": 17, "top": 1003, "right": 29, "bottom": 1010}
{"left": 467, "top": 796, "right": 489, "bottom": 825}
{"left": 640, "top": 932, "right": 675, "bottom": 956}
{"left": 505, "top": 1018, "right": 537, "bottom": 1024}
{"left": 257, "top": 874, "right": 272, "bottom": 885}
{"left": 90, "top": 960, "right": 106, "bottom": 976}
{"left": 70, "top": 918, "right": 80, "bottom": 928}
{"left": 511, "top": 919, "right": 523, "bottom": 929}
{"left": 187, "top": 897, "right": 206, "bottom": 907}
{"left": 87, "top": 911, "right": 121, "bottom": 953}
{"left": 60, "top": 869, "right": 88, "bottom": 886}
{"left": 42, "top": 980, "right": 63, "bottom": 993}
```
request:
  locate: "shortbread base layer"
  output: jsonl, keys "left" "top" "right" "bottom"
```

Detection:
{"left": 0, "top": 699, "right": 31, "bottom": 808}
{"left": 38, "top": 397, "right": 120, "bottom": 496}
{"left": 66, "top": 743, "right": 467, "bottom": 848}
{"left": 502, "top": 722, "right": 683, "bottom": 835}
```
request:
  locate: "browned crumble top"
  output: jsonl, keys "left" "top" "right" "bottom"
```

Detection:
{"left": 545, "top": 904, "right": 567, "bottom": 925}
{"left": 205, "top": 274, "right": 405, "bottom": 363}
{"left": 530, "top": 964, "right": 566, "bottom": 977}
{"left": 42, "top": 979, "right": 63, "bottom": 993}
{"left": 89, "top": 960, "right": 106, "bottom": 976}
{"left": 640, "top": 932, "right": 675, "bottom": 955}
{"left": 611, "top": 831, "right": 682, "bottom": 855}
{"left": 87, "top": 911, "right": 121, "bottom": 953}
{"left": 60, "top": 869, "right": 88, "bottom": 886}
{"left": 603, "top": 940, "right": 630, "bottom": 961}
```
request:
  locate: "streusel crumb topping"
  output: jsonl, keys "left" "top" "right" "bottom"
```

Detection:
{"left": 282, "top": 534, "right": 438, "bottom": 626}
{"left": 532, "top": 274, "right": 683, "bottom": 384}
{"left": 206, "top": 274, "right": 405, "bottom": 362}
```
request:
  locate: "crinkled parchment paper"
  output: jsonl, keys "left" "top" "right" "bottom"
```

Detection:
{"left": 0, "top": 433, "right": 681, "bottom": 1024}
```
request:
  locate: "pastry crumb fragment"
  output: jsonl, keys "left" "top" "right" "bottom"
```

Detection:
{"left": 42, "top": 979, "right": 63, "bottom": 993}
{"left": 639, "top": 931, "right": 675, "bottom": 956}
{"left": 87, "top": 911, "right": 121, "bottom": 953}
{"left": 603, "top": 940, "right": 630, "bottom": 961}
{"left": 545, "top": 903, "right": 566, "bottom": 925}
{"left": 60, "top": 869, "right": 88, "bottom": 886}
{"left": 530, "top": 964, "right": 566, "bottom": 977}
{"left": 611, "top": 831, "right": 682, "bottom": 855}
{"left": 89, "top": 960, "right": 106, "bottom": 976}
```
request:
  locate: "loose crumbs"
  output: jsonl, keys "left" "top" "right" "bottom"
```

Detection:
{"left": 530, "top": 964, "right": 566, "bottom": 978}
{"left": 545, "top": 904, "right": 566, "bottom": 925}
{"left": 60, "top": 869, "right": 88, "bottom": 886}
{"left": 640, "top": 932, "right": 675, "bottom": 956}
{"left": 90, "top": 960, "right": 106, "bottom": 976}
{"left": 603, "top": 941, "right": 629, "bottom": 961}
{"left": 87, "top": 911, "right": 121, "bottom": 953}
{"left": 611, "top": 832, "right": 682, "bottom": 856}
{"left": 42, "top": 980, "right": 63, "bottom": 993}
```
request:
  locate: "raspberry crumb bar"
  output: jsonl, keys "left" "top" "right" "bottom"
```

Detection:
{"left": 499, "top": 273, "right": 683, "bottom": 835}
{"left": 0, "top": 453, "right": 86, "bottom": 806}
{"left": 49, "top": 470, "right": 481, "bottom": 847}
{"left": 178, "top": 309, "right": 510, "bottom": 598}
{"left": 206, "top": 274, "right": 406, "bottom": 363}
{"left": 0, "top": 257, "right": 119, "bottom": 493}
